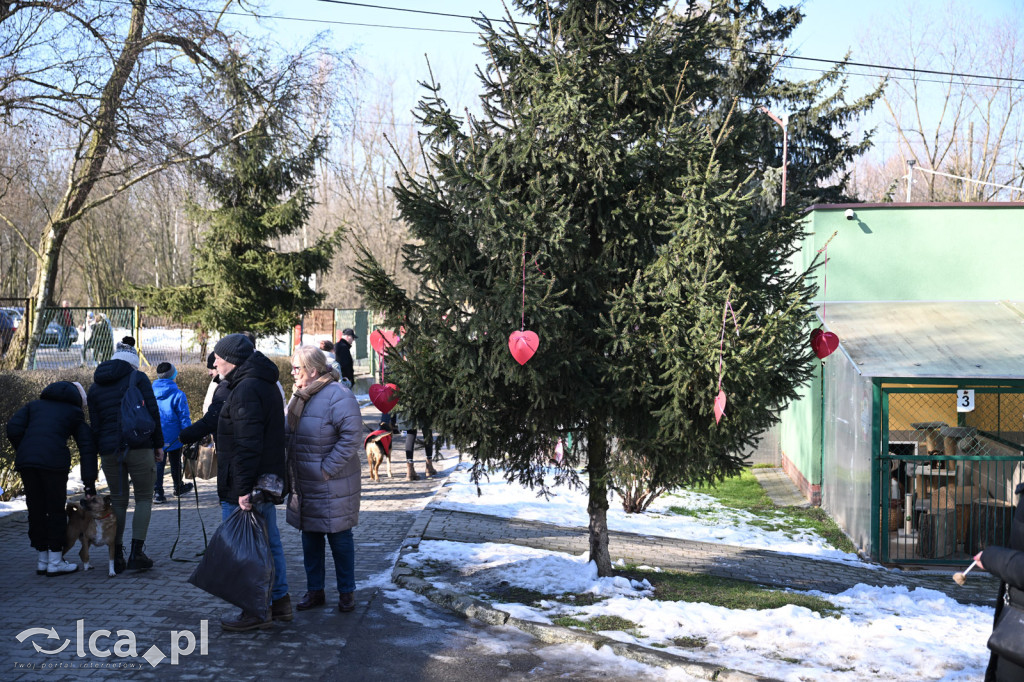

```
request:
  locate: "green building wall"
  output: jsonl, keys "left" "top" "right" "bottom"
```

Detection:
{"left": 779, "top": 203, "right": 1024, "bottom": 500}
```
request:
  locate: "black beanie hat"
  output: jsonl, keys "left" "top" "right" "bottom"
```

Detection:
{"left": 156, "top": 362, "right": 175, "bottom": 379}
{"left": 214, "top": 333, "right": 255, "bottom": 366}
{"left": 206, "top": 351, "right": 217, "bottom": 370}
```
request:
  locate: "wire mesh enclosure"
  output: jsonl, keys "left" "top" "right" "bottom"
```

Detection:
{"left": 880, "top": 384, "right": 1024, "bottom": 565}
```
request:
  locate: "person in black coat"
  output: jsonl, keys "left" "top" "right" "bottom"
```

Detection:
{"left": 209, "top": 333, "right": 290, "bottom": 631}
{"left": 334, "top": 328, "right": 356, "bottom": 388}
{"left": 978, "top": 483, "right": 1024, "bottom": 682}
{"left": 86, "top": 341, "right": 164, "bottom": 573}
{"left": 6, "top": 381, "right": 97, "bottom": 575}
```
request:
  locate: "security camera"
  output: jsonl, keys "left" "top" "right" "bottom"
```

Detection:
{"left": 844, "top": 208, "right": 855, "bottom": 221}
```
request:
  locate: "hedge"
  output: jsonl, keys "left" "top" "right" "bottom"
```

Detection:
{"left": 0, "top": 356, "right": 295, "bottom": 501}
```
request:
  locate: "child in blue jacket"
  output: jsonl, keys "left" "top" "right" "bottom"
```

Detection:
{"left": 152, "top": 363, "right": 193, "bottom": 502}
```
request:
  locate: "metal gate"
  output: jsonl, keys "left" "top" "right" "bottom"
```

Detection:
{"left": 877, "top": 382, "right": 1024, "bottom": 565}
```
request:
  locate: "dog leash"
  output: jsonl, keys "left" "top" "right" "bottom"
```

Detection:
{"left": 169, "top": 469, "right": 209, "bottom": 562}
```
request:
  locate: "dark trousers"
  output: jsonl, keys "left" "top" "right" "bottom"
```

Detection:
{"left": 19, "top": 467, "right": 69, "bottom": 552}
{"left": 404, "top": 427, "right": 433, "bottom": 463}
{"left": 154, "top": 448, "right": 183, "bottom": 494}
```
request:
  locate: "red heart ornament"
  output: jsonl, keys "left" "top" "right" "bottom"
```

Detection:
{"left": 810, "top": 327, "right": 839, "bottom": 360}
{"left": 369, "top": 383, "right": 399, "bottom": 413}
{"left": 369, "top": 330, "right": 400, "bottom": 356}
{"left": 714, "top": 389, "right": 727, "bottom": 424}
{"left": 508, "top": 330, "right": 540, "bottom": 365}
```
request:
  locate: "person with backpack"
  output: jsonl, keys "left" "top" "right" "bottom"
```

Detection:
{"left": 85, "top": 339, "right": 164, "bottom": 574}
{"left": 6, "top": 381, "right": 97, "bottom": 575}
{"left": 152, "top": 362, "right": 193, "bottom": 503}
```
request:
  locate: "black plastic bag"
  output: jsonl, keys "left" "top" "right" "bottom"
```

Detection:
{"left": 188, "top": 507, "right": 273, "bottom": 620}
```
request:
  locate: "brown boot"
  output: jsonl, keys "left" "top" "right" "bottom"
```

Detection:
{"left": 424, "top": 458, "right": 437, "bottom": 477}
{"left": 405, "top": 461, "right": 419, "bottom": 481}
{"left": 271, "top": 594, "right": 293, "bottom": 622}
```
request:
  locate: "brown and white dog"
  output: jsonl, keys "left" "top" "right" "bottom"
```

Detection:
{"left": 364, "top": 429, "right": 394, "bottom": 482}
{"left": 64, "top": 495, "right": 117, "bottom": 577}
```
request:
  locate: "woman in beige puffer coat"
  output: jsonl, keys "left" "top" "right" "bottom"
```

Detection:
{"left": 285, "top": 345, "right": 363, "bottom": 613}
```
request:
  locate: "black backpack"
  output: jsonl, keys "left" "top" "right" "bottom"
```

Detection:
{"left": 120, "top": 370, "right": 156, "bottom": 450}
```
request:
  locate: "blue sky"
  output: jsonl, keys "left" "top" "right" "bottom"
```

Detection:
{"left": 253, "top": 0, "right": 1020, "bottom": 146}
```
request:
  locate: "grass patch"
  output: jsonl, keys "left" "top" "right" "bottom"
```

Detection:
{"left": 484, "top": 583, "right": 603, "bottom": 607}
{"left": 553, "top": 615, "right": 639, "bottom": 634}
{"left": 619, "top": 566, "right": 843, "bottom": 619}
{"left": 672, "top": 635, "right": 709, "bottom": 648}
{"left": 675, "top": 470, "right": 856, "bottom": 554}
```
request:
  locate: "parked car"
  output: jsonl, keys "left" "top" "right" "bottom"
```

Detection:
{"left": 0, "top": 310, "right": 13, "bottom": 355}
{"left": 39, "top": 320, "right": 78, "bottom": 347}
{"left": 0, "top": 307, "right": 22, "bottom": 329}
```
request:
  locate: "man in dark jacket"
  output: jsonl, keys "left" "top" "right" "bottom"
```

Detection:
{"left": 334, "top": 328, "right": 356, "bottom": 387}
{"left": 6, "top": 381, "right": 96, "bottom": 575}
{"left": 86, "top": 340, "right": 164, "bottom": 574}
{"left": 211, "top": 333, "right": 291, "bottom": 631}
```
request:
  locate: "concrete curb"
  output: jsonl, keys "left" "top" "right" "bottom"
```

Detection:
{"left": 392, "top": 493, "right": 780, "bottom": 682}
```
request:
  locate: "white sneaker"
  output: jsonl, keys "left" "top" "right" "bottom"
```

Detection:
{"left": 46, "top": 550, "right": 78, "bottom": 576}
{"left": 37, "top": 551, "right": 48, "bottom": 575}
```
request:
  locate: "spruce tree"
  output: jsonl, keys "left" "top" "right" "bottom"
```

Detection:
{"left": 130, "top": 55, "right": 338, "bottom": 337}
{"left": 354, "top": 0, "right": 875, "bottom": 575}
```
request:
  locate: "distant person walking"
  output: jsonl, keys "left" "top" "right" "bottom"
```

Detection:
{"left": 83, "top": 312, "right": 114, "bottom": 364}
{"left": 86, "top": 340, "right": 164, "bottom": 574}
{"left": 285, "top": 345, "right": 362, "bottom": 613}
{"left": 319, "top": 339, "right": 342, "bottom": 378}
{"left": 211, "top": 333, "right": 291, "bottom": 631}
{"left": 57, "top": 300, "right": 74, "bottom": 351}
{"left": 6, "top": 381, "right": 97, "bottom": 575}
{"left": 152, "top": 362, "right": 193, "bottom": 503}
{"left": 334, "top": 328, "right": 357, "bottom": 388}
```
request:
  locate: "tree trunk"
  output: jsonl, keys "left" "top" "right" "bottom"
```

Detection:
{"left": 586, "top": 421, "right": 613, "bottom": 576}
{"left": 22, "top": 223, "right": 67, "bottom": 369}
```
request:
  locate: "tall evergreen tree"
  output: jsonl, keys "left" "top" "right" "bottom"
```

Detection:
{"left": 354, "top": 0, "right": 876, "bottom": 575}
{"left": 130, "top": 54, "right": 339, "bottom": 336}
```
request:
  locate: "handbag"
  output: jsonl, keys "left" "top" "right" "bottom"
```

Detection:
{"left": 183, "top": 436, "right": 217, "bottom": 480}
{"left": 988, "top": 587, "right": 1024, "bottom": 667}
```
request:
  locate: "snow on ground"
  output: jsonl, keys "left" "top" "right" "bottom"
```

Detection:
{"left": 0, "top": 462, "right": 104, "bottom": 515}
{"left": 405, "top": 539, "right": 993, "bottom": 682}
{"left": 437, "top": 463, "right": 866, "bottom": 566}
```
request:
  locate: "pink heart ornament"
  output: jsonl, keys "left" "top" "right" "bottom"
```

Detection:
{"left": 369, "top": 383, "right": 399, "bottom": 413}
{"left": 810, "top": 327, "right": 839, "bottom": 360}
{"left": 508, "top": 330, "right": 540, "bottom": 365}
{"left": 369, "top": 330, "right": 400, "bottom": 356}
{"left": 714, "top": 389, "right": 727, "bottom": 424}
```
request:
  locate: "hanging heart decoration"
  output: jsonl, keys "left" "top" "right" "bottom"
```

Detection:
{"left": 810, "top": 231, "right": 840, "bottom": 361}
{"left": 508, "top": 330, "right": 539, "bottom": 365}
{"left": 714, "top": 389, "right": 727, "bottom": 425}
{"left": 369, "top": 383, "right": 399, "bottom": 413}
{"left": 369, "top": 329, "right": 400, "bottom": 356}
{"left": 810, "top": 327, "right": 839, "bottom": 360}
{"left": 713, "top": 293, "right": 740, "bottom": 425}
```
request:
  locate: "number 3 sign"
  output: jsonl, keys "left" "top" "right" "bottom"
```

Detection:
{"left": 957, "top": 389, "right": 975, "bottom": 413}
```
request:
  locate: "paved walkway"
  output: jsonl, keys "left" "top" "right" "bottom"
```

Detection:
{"left": 1, "top": 436, "right": 1001, "bottom": 680}
{"left": 1, "top": 403, "right": 449, "bottom": 680}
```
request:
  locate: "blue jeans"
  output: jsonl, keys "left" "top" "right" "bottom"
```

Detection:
{"left": 220, "top": 500, "right": 289, "bottom": 601}
{"left": 301, "top": 529, "right": 355, "bottom": 594}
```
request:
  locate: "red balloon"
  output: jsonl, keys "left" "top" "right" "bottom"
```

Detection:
{"left": 369, "top": 383, "right": 399, "bottom": 413}
{"left": 508, "top": 330, "right": 540, "bottom": 365}
{"left": 810, "top": 327, "right": 839, "bottom": 360}
{"left": 369, "top": 330, "right": 400, "bottom": 356}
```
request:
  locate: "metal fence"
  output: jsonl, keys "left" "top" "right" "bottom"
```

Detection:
{"left": 878, "top": 384, "right": 1024, "bottom": 565}
{"left": 9, "top": 305, "right": 375, "bottom": 372}
{"left": 0, "top": 297, "right": 30, "bottom": 364}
